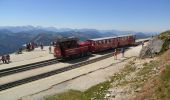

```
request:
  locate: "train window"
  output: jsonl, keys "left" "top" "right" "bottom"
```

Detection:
{"left": 98, "top": 41, "right": 100, "bottom": 45}
{"left": 102, "top": 40, "right": 104, "bottom": 44}
{"left": 96, "top": 41, "right": 98, "bottom": 45}
{"left": 92, "top": 42, "right": 95, "bottom": 46}
{"left": 103, "top": 40, "right": 105, "bottom": 44}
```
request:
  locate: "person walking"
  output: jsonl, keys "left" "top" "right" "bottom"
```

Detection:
{"left": 40, "top": 43, "right": 43, "bottom": 50}
{"left": 142, "top": 41, "right": 144, "bottom": 47}
{"left": 2, "top": 55, "right": 5, "bottom": 63}
{"left": 6, "top": 54, "right": 10, "bottom": 63}
{"left": 49, "top": 46, "right": 52, "bottom": 53}
{"left": 121, "top": 48, "right": 125, "bottom": 58}
{"left": 4, "top": 55, "right": 7, "bottom": 64}
{"left": 114, "top": 49, "right": 117, "bottom": 60}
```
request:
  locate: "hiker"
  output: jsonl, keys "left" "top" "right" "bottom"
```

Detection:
{"left": 114, "top": 49, "right": 117, "bottom": 60}
{"left": 40, "top": 43, "right": 43, "bottom": 50}
{"left": 6, "top": 54, "right": 10, "bottom": 63}
{"left": 1, "top": 55, "right": 5, "bottom": 63}
{"left": 121, "top": 48, "right": 125, "bottom": 57}
{"left": 19, "top": 48, "right": 23, "bottom": 54}
{"left": 142, "top": 41, "right": 144, "bottom": 47}
{"left": 49, "top": 46, "right": 52, "bottom": 53}
{"left": 0, "top": 56, "right": 1, "bottom": 63}
{"left": 4, "top": 55, "right": 7, "bottom": 64}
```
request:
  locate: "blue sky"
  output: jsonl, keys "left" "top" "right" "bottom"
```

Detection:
{"left": 0, "top": 0, "right": 170, "bottom": 32}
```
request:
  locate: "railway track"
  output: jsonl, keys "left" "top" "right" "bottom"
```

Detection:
{"left": 0, "top": 59, "right": 58, "bottom": 77}
{"left": 0, "top": 39, "right": 149, "bottom": 78}
{"left": 0, "top": 38, "right": 149, "bottom": 91}
{"left": 0, "top": 52, "right": 113, "bottom": 91}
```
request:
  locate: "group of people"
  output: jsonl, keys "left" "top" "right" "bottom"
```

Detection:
{"left": 113, "top": 48, "right": 125, "bottom": 60}
{"left": 25, "top": 42, "right": 45, "bottom": 51}
{"left": 26, "top": 43, "right": 35, "bottom": 51}
{"left": 0, "top": 55, "right": 10, "bottom": 64}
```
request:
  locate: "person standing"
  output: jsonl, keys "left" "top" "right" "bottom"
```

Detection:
{"left": 114, "top": 49, "right": 117, "bottom": 60}
{"left": 142, "top": 41, "right": 144, "bottom": 47}
{"left": 49, "top": 46, "right": 52, "bottom": 53}
{"left": 6, "top": 54, "right": 10, "bottom": 63}
{"left": 1, "top": 56, "right": 5, "bottom": 63}
{"left": 40, "top": 43, "right": 43, "bottom": 50}
{"left": 121, "top": 48, "right": 125, "bottom": 58}
{"left": 4, "top": 55, "right": 7, "bottom": 64}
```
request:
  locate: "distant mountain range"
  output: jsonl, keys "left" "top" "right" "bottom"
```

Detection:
{"left": 0, "top": 26, "right": 156, "bottom": 55}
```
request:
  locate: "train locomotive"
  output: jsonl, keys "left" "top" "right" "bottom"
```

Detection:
{"left": 54, "top": 34, "right": 135, "bottom": 59}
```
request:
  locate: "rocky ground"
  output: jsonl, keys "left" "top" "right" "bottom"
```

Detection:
{"left": 105, "top": 57, "right": 159, "bottom": 100}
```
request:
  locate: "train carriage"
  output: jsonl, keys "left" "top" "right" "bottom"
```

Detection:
{"left": 117, "top": 34, "right": 135, "bottom": 46}
{"left": 87, "top": 36, "right": 118, "bottom": 53}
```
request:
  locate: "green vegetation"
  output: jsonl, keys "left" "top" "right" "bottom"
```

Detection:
{"left": 44, "top": 60, "right": 136, "bottom": 100}
{"left": 160, "top": 39, "right": 170, "bottom": 53}
{"left": 158, "top": 30, "right": 170, "bottom": 40}
{"left": 45, "top": 90, "right": 83, "bottom": 100}
{"left": 153, "top": 64, "right": 170, "bottom": 99}
{"left": 137, "top": 60, "right": 159, "bottom": 76}
{"left": 45, "top": 81, "right": 111, "bottom": 100}
{"left": 158, "top": 31, "right": 170, "bottom": 53}
{"left": 117, "top": 60, "right": 160, "bottom": 91}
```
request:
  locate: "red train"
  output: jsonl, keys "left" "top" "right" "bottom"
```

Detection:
{"left": 54, "top": 34, "right": 135, "bottom": 59}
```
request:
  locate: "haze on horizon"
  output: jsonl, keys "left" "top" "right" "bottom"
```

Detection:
{"left": 0, "top": 0, "right": 170, "bottom": 32}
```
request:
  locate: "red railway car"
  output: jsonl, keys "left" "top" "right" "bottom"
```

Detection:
{"left": 87, "top": 34, "right": 135, "bottom": 53}
{"left": 87, "top": 36, "right": 118, "bottom": 53}
{"left": 54, "top": 37, "right": 90, "bottom": 59}
{"left": 117, "top": 34, "right": 135, "bottom": 46}
{"left": 53, "top": 34, "right": 135, "bottom": 59}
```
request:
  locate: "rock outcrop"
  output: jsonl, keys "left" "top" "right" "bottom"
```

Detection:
{"left": 140, "top": 38, "right": 164, "bottom": 59}
{"left": 140, "top": 31, "right": 170, "bottom": 59}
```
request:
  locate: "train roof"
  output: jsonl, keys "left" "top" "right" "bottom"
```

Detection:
{"left": 57, "top": 37, "right": 79, "bottom": 43}
{"left": 88, "top": 36, "right": 117, "bottom": 41}
{"left": 117, "top": 34, "right": 134, "bottom": 37}
{"left": 88, "top": 34, "right": 134, "bottom": 41}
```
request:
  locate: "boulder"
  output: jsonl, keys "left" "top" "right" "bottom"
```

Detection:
{"left": 139, "top": 38, "right": 164, "bottom": 59}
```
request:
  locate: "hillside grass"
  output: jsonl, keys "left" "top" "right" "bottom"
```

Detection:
{"left": 151, "top": 64, "right": 170, "bottom": 99}
{"left": 45, "top": 81, "right": 111, "bottom": 100}
{"left": 44, "top": 59, "right": 136, "bottom": 100}
{"left": 135, "top": 50, "right": 170, "bottom": 100}
{"left": 158, "top": 30, "right": 170, "bottom": 40}
{"left": 157, "top": 31, "right": 170, "bottom": 53}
